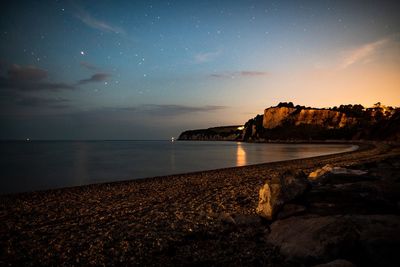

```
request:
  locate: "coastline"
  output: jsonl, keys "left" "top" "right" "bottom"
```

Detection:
{"left": 1, "top": 141, "right": 399, "bottom": 266}
{"left": 0, "top": 140, "right": 360, "bottom": 196}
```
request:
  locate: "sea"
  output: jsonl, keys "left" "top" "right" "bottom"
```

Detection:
{"left": 0, "top": 140, "right": 357, "bottom": 194}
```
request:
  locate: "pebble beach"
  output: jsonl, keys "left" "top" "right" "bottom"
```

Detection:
{"left": 1, "top": 142, "right": 399, "bottom": 266}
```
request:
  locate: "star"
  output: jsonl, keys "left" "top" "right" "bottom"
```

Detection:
{"left": 80, "top": 51, "right": 85, "bottom": 55}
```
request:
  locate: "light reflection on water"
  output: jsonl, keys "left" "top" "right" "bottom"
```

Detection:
{"left": 0, "top": 141, "right": 357, "bottom": 194}
{"left": 236, "top": 142, "right": 247, "bottom": 166}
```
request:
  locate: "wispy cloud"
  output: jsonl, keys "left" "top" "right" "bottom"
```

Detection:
{"left": 80, "top": 61, "right": 101, "bottom": 72}
{"left": 0, "top": 65, "right": 75, "bottom": 91}
{"left": 0, "top": 79, "right": 76, "bottom": 91}
{"left": 0, "top": 63, "right": 114, "bottom": 111}
{"left": 194, "top": 50, "right": 221, "bottom": 63}
{"left": 8, "top": 64, "right": 47, "bottom": 81}
{"left": 140, "top": 104, "right": 226, "bottom": 116}
{"left": 340, "top": 38, "right": 390, "bottom": 69}
{"left": 14, "top": 95, "right": 70, "bottom": 108}
{"left": 0, "top": 88, "right": 71, "bottom": 109}
{"left": 91, "top": 104, "right": 225, "bottom": 118}
{"left": 78, "top": 73, "right": 110, "bottom": 85}
{"left": 54, "top": 104, "right": 226, "bottom": 123}
{"left": 115, "top": 104, "right": 226, "bottom": 116}
{"left": 0, "top": 64, "right": 111, "bottom": 91}
{"left": 210, "top": 71, "right": 268, "bottom": 78}
{"left": 75, "top": 9, "right": 125, "bottom": 34}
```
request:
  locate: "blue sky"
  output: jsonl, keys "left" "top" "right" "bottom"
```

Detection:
{"left": 0, "top": 0, "right": 399, "bottom": 139}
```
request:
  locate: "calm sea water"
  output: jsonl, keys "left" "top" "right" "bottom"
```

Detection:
{"left": 0, "top": 141, "right": 357, "bottom": 194}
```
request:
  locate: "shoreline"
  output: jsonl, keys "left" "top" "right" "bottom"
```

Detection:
{"left": 2, "top": 141, "right": 364, "bottom": 197}
{"left": 1, "top": 141, "right": 399, "bottom": 266}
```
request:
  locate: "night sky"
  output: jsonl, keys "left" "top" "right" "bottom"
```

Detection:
{"left": 1, "top": 0, "right": 399, "bottom": 140}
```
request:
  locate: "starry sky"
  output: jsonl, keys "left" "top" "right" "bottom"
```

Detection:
{"left": 0, "top": 0, "right": 399, "bottom": 140}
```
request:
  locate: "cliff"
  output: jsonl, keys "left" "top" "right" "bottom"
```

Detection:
{"left": 179, "top": 103, "right": 400, "bottom": 141}
{"left": 263, "top": 107, "right": 357, "bottom": 129}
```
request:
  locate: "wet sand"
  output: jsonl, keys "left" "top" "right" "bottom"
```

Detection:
{"left": 1, "top": 142, "right": 399, "bottom": 266}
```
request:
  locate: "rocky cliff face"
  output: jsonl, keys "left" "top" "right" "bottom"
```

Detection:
{"left": 179, "top": 103, "right": 400, "bottom": 141}
{"left": 262, "top": 107, "right": 358, "bottom": 130}
{"left": 262, "top": 107, "right": 296, "bottom": 129}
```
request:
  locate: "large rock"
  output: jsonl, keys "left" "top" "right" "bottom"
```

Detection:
{"left": 352, "top": 215, "right": 400, "bottom": 267}
{"left": 256, "top": 170, "right": 308, "bottom": 220}
{"left": 308, "top": 164, "right": 367, "bottom": 181}
{"left": 267, "top": 214, "right": 400, "bottom": 266}
{"left": 268, "top": 215, "right": 359, "bottom": 263}
{"left": 277, "top": 204, "right": 307, "bottom": 219}
{"left": 308, "top": 164, "right": 334, "bottom": 180}
{"left": 313, "top": 259, "right": 356, "bottom": 267}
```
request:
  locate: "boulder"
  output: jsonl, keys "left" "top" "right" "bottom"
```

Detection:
{"left": 313, "top": 259, "right": 356, "bottom": 267}
{"left": 256, "top": 170, "right": 308, "bottom": 220}
{"left": 267, "top": 215, "right": 359, "bottom": 263}
{"left": 308, "top": 164, "right": 333, "bottom": 180}
{"left": 352, "top": 215, "right": 400, "bottom": 267}
{"left": 308, "top": 164, "right": 367, "bottom": 181}
{"left": 277, "top": 204, "right": 306, "bottom": 220}
{"left": 331, "top": 167, "right": 367, "bottom": 176}
{"left": 267, "top": 214, "right": 400, "bottom": 266}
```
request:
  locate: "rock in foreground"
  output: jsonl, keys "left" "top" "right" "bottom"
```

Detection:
{"left": 313, "top": 259, "right": 356, "bottom": 267}
{"left": 268, "top": 214, "right": 400, "bottom": 266}
{"left": 265, "top": 154, "right": 400, "bottom": 267}
{"left": 256, "top": 170, "right": 308, "bottom": 220}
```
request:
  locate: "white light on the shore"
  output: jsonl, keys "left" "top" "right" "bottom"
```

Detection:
{"left": 237, "top": 126, "right": 245, "bottom": 130}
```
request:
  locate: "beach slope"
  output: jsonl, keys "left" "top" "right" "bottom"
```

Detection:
{"left": 1, "top": 142, "right": 399, "bottom": 266}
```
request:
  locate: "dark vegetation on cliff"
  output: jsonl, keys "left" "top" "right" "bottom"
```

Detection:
{"left": 179, "top": 102, "right": 400, "bottom": 141}
{"left": 178, "top": 126, "right": 243, "bottom": 141}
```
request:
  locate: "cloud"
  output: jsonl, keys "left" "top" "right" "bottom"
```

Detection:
{"left": 0, "top": 64, "right": 75, "bottom": 91}
{"left": 14, "top": 95, "right": 70, "bottom": 108}
{"left": 0, "top": 63, "right": 113, "bottom": 111}
{"left": 0, "top": 64, "right": 111, "bottom": 91}
{"left": 137, "top": 104, "right": 226, "bottom": 116}
{"left": 0, "top": 89, "right": 70, "bottom": 109}
{"left": 97, "top": 104, "right": 226, "bottom": 117}
{"left": 80, "top": 61, "right": 101, "bottom": 71}
{"left": 0, "top": 64, "right": 76, "bottom": 91}
{"left": 240, "top": 71, "right": 268, "bottom": 76}
{"left": 75, "top": 9, "right": 125, "bottom": 34}
{"left": 78, "top": 73, "right": 110, "bottom": 85}
{"left": 7, "top": 64, "right": 47, "bottom": 81}
{"left": 210, "top": 71, "right": 268, "bottom": 78}
{"left": 340, "top": 38, "right": 390, "bottom": 69}
{"left": 194, "top": 50, "right": 221, "bottom": 63}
